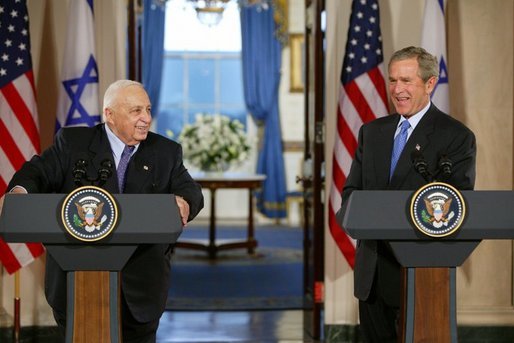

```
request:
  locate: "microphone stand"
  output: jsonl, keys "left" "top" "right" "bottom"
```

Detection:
{"left": 72, "top": 158, "right": 114, "bottom": 187}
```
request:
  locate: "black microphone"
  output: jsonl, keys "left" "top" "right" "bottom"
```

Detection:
{"left": 97, "top": 159, "right": 113, "bottom": 186}
{"left": 411, "top": 149, "right": 432, "bottom": 183}
{"left": 438, "top": 154, "right": 452, "bottom": 180}
{"left": 72, "top": 159, "right": 88, "bottom": 186}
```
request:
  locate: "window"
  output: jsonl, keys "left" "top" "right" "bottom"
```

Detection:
{"left": 155, "top": 0, "right": 247, "bottom": 140}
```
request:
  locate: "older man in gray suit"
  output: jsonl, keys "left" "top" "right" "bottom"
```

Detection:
{"left": 2, "top": 80, "right": 204, "bottom": 342}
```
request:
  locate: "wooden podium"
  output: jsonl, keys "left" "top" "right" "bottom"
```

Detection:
{"left": 341, "top": 190, "right": 514, "bottom": 343}
{"left": 0, "top": 193, "right": 183, "bottom": 343}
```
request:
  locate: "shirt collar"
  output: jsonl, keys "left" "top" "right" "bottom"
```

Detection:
{"left": 398, "top": 101, "right": 431, "bottom": 130}
{"left": 104, "top": 124, "right": 139, "bottom": 161}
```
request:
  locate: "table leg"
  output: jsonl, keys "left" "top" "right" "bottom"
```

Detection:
{"left": 208, "top": 188, "right": 217, "bottom": 259}
{"left": 248, "top": 188, "right": 255, "bottom": 254}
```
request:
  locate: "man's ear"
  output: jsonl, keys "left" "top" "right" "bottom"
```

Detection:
{"left": 425, "top": 76, "right": 437, "bottom": 95}
{"left": 103, "top": 108, "right": 112, "bottom": 123}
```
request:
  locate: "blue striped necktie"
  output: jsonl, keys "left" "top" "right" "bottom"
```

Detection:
{"left": 117, "top": 145, "right": 135, "bottom": 193}
{"left": 390, "top": 120, "right": 410, "bottom": 179}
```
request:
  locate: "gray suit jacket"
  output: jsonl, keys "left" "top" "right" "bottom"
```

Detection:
{"left": 336, "top": 104, "right": 476, "bottom": 306}
{"left": 8, "top": 124, "right": 204, "bottom": 322}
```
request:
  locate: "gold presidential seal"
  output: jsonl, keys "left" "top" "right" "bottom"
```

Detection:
{"left": 61, "top": 186, "right": 118, "bottom": 242}
{"left": 410, "top": 182, "right": 466, "bottom": 238}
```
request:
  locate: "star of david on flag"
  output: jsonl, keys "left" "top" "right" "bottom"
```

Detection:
{"left": 421, "top": 0, "right": 450, "bottom": 113}
{"left": 55, "top": 0, "right": 100, "bottom": 131}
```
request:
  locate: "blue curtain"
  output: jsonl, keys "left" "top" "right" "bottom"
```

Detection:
{"left": 142, "top": 0, "right": 165, "bottom": 114}
{"left": 241, "top": 6, "right": 286, "bottom": 218}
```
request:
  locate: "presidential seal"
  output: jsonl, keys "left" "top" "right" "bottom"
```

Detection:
{"left": 61, "top": 186, "right": 118, "bottom": 242}
{"left": 410, "top": 182, "right": 466, "bottom": 238}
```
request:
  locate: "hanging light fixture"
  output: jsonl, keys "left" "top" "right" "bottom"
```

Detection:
{"left": 187, "top": 0, "right": 271, "bottom": 26}
{"left": 187, "top": 0, "right": 231, "bottom": 26}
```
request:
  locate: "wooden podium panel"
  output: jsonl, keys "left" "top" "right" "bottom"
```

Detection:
{"left": 71, "top": 271, "right": 120, "bottom": 342}
{"left": 0, "top": 193, "right": 183, "bottom": 343}
{"left": 341, "top": 190, "right": 514, "bottom": 343}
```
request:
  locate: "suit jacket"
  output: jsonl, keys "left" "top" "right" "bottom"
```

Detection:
{"left": 8, "top": 124, "right": 204, "bottom": 322}
{"left": 336, "top": 104, "right": 476, "bottom": 306}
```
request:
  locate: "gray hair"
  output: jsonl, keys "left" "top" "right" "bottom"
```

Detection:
{"left": 103, "top": 79, "right": 145, "bottom": 110}
{"left": 389, "top": 46, "right": 439, "bottom": 82}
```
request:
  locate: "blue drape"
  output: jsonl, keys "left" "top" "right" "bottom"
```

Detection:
{"left": 142, "top": 0, "right": 165, "bottom": 114}
{"left": 241, "top": 6, "right": 286, "bottom": 218}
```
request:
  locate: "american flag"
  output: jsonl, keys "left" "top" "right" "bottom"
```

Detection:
{"left": 0, "top": 0, "right": 45, "bottom": 274}
{"left": 328, "top": 0, "right": 389, "bottom": 267}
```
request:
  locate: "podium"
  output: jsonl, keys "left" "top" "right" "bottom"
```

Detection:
{"left": 342, "top": 190, "right": 514, "bottom": 343}
{"left": 0, "top": 193, "right": 183, "bottom": 343}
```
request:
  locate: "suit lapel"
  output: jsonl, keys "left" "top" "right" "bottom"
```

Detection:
{"left": 376, "top": 116, "right": 398, "bottom": 187}
{"left": 89, "top": 125, "right": 118, "bottom": 193}
{"left": 124, "top": 141, "right": 154, "bottom": 193}
{"left": 389, "top": 107, "right": 437, "bottom": 188}
{"left": 87, "top": 125, "right": 155, "bottom": 193}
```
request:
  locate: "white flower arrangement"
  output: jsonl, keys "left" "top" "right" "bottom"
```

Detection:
{"left": 179, "top": 113, "right": 251, "bottom": 172}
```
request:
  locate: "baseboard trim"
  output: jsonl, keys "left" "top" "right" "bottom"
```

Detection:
{"left": 0, "top": 326, "right": 61, "bottom": 342}
{"left": 324, "top": 324, "right": 514, "bottom": 343}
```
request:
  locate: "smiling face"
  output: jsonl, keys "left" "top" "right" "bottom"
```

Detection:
{"left": 104, "top": 85, "right": 152, "bottom": 146}
{"left": 388, "top": 57, "right": 436, "bottom": 117}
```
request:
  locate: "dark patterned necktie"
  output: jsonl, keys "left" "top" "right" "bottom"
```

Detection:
{"left": 390, "top": 120, "right": 410, "bottom": 179}
{"left": 117, "top": 145, "right": 135, "bottom": 193}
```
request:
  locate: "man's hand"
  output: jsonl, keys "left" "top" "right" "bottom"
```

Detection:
{"left": 175, "top": 196, "right": 190, "bottom": 226}
{"left": 0, "top": 187, "right": 27, "bottom": 216}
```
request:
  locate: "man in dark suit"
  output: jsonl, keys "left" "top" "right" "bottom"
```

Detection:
{"left": 1, "top": 80, "right": 204, "bottom": 342}
{"left": 337, "top": 47, "right": 476, "bottom": 342}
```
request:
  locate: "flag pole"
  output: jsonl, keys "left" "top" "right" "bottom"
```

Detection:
{"left": 14, "top": 271, "right": 20, "bottom": 342}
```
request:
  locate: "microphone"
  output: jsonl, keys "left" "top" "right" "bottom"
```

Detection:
{"left": 411, "top": 149, "right": 432, "bottom": 183}
{"left": 72, "top": 159, "right": 88, "bottom": 186}
{"left": 97, "top": 159, "right": 113, "bottom": 186}
{"left": 438, "top": 154, "right": 452, "bottom": 180}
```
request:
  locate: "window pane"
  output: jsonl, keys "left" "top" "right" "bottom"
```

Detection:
{"left": 159, "top": 56, "right": 183, "bottom": 106}
{"left": 188, "top": 106, "right": 216, "bottom": 122}
{"left": 220, "top": 58, "right": 244, "bottom": 105}
{"left": 188, "top": 59, "right": 215, "bottom": 103}
{"left": 218, "top": 108, "right": 247, "bottom": 126}
{"left": 156, "top": 108, "right": 184, "bottom": 140}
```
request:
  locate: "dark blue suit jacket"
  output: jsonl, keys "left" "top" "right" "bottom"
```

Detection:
{"left": 337, "top": 104, "right": 476, "bottom": 306}
{"left": 8, "top": 124, "right": 204, "bottom": 322}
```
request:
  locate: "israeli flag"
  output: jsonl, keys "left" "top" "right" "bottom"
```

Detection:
{"left": 55, "top": 0, "right": 100, "bottom": 131}
{"left": 421, "top": 0, "right": 450, "bottom": 114}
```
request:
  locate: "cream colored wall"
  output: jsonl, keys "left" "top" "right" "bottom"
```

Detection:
{"left": 0, "top": 0, "right": 126, "bottom": 327}
{"left": 324, "top": 0, "right": 514, "bottom": 327}
{"left": 449, "top": 0, "right": 514, "bottom": 325}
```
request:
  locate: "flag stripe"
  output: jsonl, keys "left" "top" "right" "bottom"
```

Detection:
{"left": 367, "top": 66, "right": 389, "bottom": 108}
{"left": 0, "top": 178, "right": 7, "bottom": 195}
{"left": 328, "top": 0, "right": 388, "bottom": 267}
{"left": 0, "top": 119, "right": 26, "bottom": 171}
{"left": 0, "top": 90, "right": 36, "bottom": 162}
{"left": 0, "top": 239, "right": 22, "bottom": 274}
{"left": 0, "top": 146, "right": 17, "bottom": 194}
{"left": 1, "top": 82, "right": 40, "bottom": 152}
{"left": 337, "top": 110, "right": 358, "bottom": 160}
{"left": 344, "top": 81, "right": 376, "bottom": 124}
{"left": 26, "top": 242, "right": 46, "bottom": 257}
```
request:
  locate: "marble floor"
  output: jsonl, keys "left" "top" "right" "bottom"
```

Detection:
{"left": 156, "top": 310, "right": 322, "bottom": 343}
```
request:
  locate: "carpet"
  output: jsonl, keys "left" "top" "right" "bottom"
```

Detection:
{"left": 166, "top": 225, "right": 304, "bottom": 311}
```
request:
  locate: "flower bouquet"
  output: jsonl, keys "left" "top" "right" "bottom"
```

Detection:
{"left": 179, "top": 114, "right": 251, "bottom": 172}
